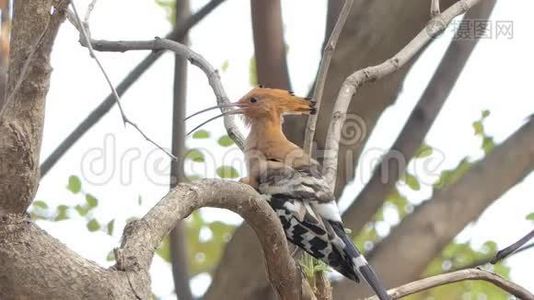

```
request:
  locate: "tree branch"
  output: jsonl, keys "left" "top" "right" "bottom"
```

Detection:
{"left": 323, "top": 0, "right": 480, "bottom": 187}
{"left": 250, "top": 0, "right": 291, "bottom": 90}
{"left": 303, "top": 0, "right": 353, "bottom": 154}
{"left": 39, "top": 0, "right": 226, "bottom": 177}
{"left": 118, "top": 179, "right": 302, "bottom": 299}
{"left": 67, "top": 2, "right": 178, "bottom": 160}
{"left": 491, "top": 229, "right": 534, "bottom": 264}
{"left": 431, "top": 0, "right": 441, "bottom": 17}
{"left": 78, "top": 38, "right": 245, "bottom": 148}
{"left": 343, "top": 0, "right": 497, "bottom": 240}
{"left": 168, "top": 0, "right": 194, "bottom": 299}
{"left": 333, "top": 117, "right": 534, "bottom": 299}
{"left": 366, "top": 269, "right": 534, "bottom": 300}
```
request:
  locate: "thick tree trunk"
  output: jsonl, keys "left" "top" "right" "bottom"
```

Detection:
{"left": 0, "top": 214, "right": 136, "bottom": 299}
{"left": 0, "top": 1, "right": 64, "bottom": 214}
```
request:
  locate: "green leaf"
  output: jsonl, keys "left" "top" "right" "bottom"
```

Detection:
{"left": 74, "top": 204, "right": 90, "bottom": 217}
{"left": 33, "top": 200, "right": 48, "bottom": 209}
{"left": 526, "top": 212, "right": 534, "bottom": 222}
{"left": 482, "top": 109, "right": 490, "bottom": 118}
{"left": 404, "top": 173, "right": 420, "bottom": 191}
{"left": 67, "top": 175, "right": 82, "bottom": 194}
{"left": 192, "top": 130, "right": 210, "bottom": 139}
{"left": 217, "top": 135, "right": 234, "bottom": 147}
{"left": 55, "top": 205, "right": 69, "bottom": 221}
{"left": 86, "top": 219, "right": 101, "bottom": 232}
{"left": 31, "top": 211, "right": 48, "bottom": 221}
{"left": 249, "top": 56, "right": 257, "bottom": 86}
{"left": 415, "top": 144, "right": 433, "bottom": 158}
{"left": 155, "top": 0, "right": 175, "bottom": 25}
{"left": 473, "top": 120, "right": 483, "bottom": 136}
{"left": 186, "top": 149, "right": 205, "bottom": 162}
{"left": 434, "top": 159, "right": 472, "bottom": 189}
{"left": 86, "top": 194, "right": 98, "bottom": 208}
{"left": 107, "top": 219, "right": 115, "bottom": 235}
{"left": 221, "top": 60, "right": 230, "bottom": 72}
{"left": 482, "top": 136, "right": 495, "bottom": 154}
{"left": 187, "top": 174, "right": 202, "bottom": 181}
{"left": 386, "top": 189, "right": 409, "bottom": 218}
{"left": 216, "top": 166, "right": 240, "bottom": 179}
{"left": 106, "top": 250, "right": 115, "bottom": 262}
{"left": 156, "top": 235, "right": 172, "bottom": 262}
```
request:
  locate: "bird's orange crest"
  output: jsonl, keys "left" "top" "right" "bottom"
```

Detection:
{"left": 236, "top": 87, "right": 315, "bottom": 124}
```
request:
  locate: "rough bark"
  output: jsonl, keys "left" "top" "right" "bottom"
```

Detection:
{"left": 343, "top": 0, "right": 497, "bottom": 238}
{"left": 0, "top": 214, "right": 136, "bottom": 299}
{"left": 1, "top": 177, "right": 301, "bottom": 298}
{"left": 120, "top": 180, "right": 302, "bottom": 300}
{"left": 333, "top": 117, "right": 534, "bottom": 299}
{"left": 0, "top": 0, "right": 66, "bottom": 215}
{"left": 0, "top": 0, "right": 9, "bottom": 111}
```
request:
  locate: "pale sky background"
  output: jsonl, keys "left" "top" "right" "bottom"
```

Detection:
{"left": 34, "top": 0, "right": 534, "bottom": 298}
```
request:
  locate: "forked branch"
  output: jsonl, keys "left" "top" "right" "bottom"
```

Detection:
{"left": 65, "top": 30, "right": 246, "bottom": 149}
{"left": 323, "top": 0, "right": 482, "bottom": 187}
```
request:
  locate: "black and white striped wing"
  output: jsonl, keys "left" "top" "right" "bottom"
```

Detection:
{"left": 257, "top": 162, "right": 360, "bottom": 281}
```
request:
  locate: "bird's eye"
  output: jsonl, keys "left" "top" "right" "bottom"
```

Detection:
{"left": 250, "top": 97, "right": 258, "bottom": 103}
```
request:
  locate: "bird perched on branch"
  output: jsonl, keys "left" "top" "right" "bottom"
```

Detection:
{"left": 187, "top": 87, "right": 390, "bottom": 300}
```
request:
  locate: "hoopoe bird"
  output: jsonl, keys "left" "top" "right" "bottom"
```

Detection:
{"left": 187, "top": 87, "right": 390, "bottom": 300}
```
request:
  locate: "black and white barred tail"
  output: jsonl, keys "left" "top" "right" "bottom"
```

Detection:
{"left": 268, "top": 195, "right": 390, "bottom": 300}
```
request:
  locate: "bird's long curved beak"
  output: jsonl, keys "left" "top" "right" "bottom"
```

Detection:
{"left": 186, "top": 109, "right": 243, "bottom": 136}
{"left": 184, "top": 103, "right": 244, "bottom": 121}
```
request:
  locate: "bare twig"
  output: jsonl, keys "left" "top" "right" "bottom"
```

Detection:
{"left": 449, "top": 242, "right": 534, "bottom": 272}
{"left": 73, "top": 38, "right": 245, "bottom": 149}
{"left": 365, "top": 268, "right": 534, "bottom": 300}
{"left": 491, "top": 229, "right": 534, "bottom": 264}
{"left": 343, "top": 0, "right": 497, "bottom": 240}
{"left": 431, "top": 0, "right": 441, "bottom": 17}
{"left": 84, "top": 0, "right": 97, "bottom": 23}
{"left": 118, "top": 179, "right": 302, "bottom": 300}
{"left": 303, "top": 0, "right": 353, "bottom": 154}
{"left": 40, "top": 0, "right": 226, "bottom": 177}
{"left": 323, "top": 0, "right": 481, "bottom": 187}
{"left": 68, "top": 2, "right": 177, "bottom": 160}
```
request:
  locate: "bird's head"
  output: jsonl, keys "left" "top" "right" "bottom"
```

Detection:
{"left": 236, "top": 87, "right": 316, "bottom": 123}
{"left": 185, "top": 87, "right": 315, "bottom": 135}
